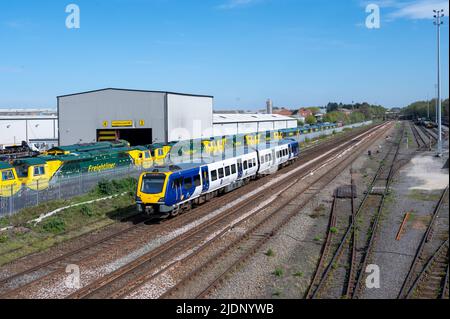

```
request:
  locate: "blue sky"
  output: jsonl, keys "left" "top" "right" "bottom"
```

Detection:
{"left": 0, "top": 0, "right": 448, "bottom": 110}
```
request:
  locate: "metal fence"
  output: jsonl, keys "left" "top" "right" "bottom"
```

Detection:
{"left": 0, "top": 165, "right": 144, "bottom": 217}
{"left": 0, "top": 121, "right": 373, "bottom": 218}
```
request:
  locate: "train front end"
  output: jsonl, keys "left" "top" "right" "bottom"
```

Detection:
{"left": 136, "top": 172, "right": 171, "bottom": 215}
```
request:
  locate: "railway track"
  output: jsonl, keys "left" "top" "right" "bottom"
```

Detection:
{"left": 398, "top": 186, "right": 449, "bottom": 299}
{"left": 65, "top": 122, "right": 393, "bottom": 299}
{"left": 0, "top": 213, "right": 157, "bottom": 297}
{"left": 162, "top": 123, "right": 392, "bottom": 299}
{"left": 410, "top": 123, "right": 427, "bottom": 150}
{"left": 304, "top": 174, "right": 355, "bottom": 299}
{"left": 0, "top": 123, "right": 389, "bottom": 299}
{"left": 305, "top": 123, "right": 405, "bottom": 299}
{"left": 418, "top": 125, "right": 438, "bottom": 146}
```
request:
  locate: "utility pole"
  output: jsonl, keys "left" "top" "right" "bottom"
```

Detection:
{"left": 433, "top": 9, "right": 444, "bottom": 157}
{"left": 427, "top": 94, "right": 430, "bottom": 119}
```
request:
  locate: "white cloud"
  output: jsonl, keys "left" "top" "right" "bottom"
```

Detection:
{"left": 217, "top": 0, "right": 262, "bottom": 10}
{"left": 390, "top": 0, "right": 449, "bottom": 19}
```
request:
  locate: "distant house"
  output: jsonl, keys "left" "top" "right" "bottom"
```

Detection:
{"left": 273, "top": 108, "right": 293, "bottom": 116}
{"left": 293, "top": 108, "right": 314, "bottom": 118}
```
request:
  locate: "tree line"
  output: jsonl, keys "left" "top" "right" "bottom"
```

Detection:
{"left": 401, "top": 98, "right": 449, "bottom": 121}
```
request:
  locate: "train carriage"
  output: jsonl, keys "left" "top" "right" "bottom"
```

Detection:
{"left": 136, "top": 140, "right": 300, "bottom": 217}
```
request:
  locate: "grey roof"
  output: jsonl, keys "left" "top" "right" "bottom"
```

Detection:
{"left": 57, "top": 88, "right": 213, "bottom": 99}
{"left": 213, "top": 113, "right": 297, "bottom": 124}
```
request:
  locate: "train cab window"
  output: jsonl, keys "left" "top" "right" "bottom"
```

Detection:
{"left": 211, "top": 170, "right": 218, "bottom": 181}
{"left": 194, "top": 175, "right": 201, "bottom": 187}
{"left": 184, "top": 177, "right": 193, "bottom": 190}
{"left": 141, "top": 174, "right": 166, "bottom": 194}
{"left": 218, "top": 168, "right": 224, "bottom": 179}
{"left": 244, "top": 161, "right": 248, "bottom": 170}
{"left": 225, "top": 166, "right": 231, "bottom": 176}
{"left": 34, "top": 166, "right": 45, "bottom": 176}
{"left": 231, "top": 164, "right": 237, "bottom": 174}
{"left": 145, "top": 152, "right": 151, "bottom": 159}
{"left": 16, "top": 165, "right": 28, "bottom": 178}
{"left": 1, "top": 170, "right": 15, "bottom": 181}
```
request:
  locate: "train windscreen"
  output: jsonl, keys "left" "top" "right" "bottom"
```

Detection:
{"left": 141, "top": 174, "right": 166, "bottom": 194}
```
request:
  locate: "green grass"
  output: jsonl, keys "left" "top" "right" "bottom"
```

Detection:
{"left": 272, "top": 290, "right": 282, "bottom": 297}
{"left": 330, "top": 227, "right": 338, "bottom": 234}
{"left": 273, "top": 268, "right": 284, "bottom": 277}
{"left": 314, "top": 235, "right": 322, "bottom": 242}
{"left": 408, "top": 190, "right": 442, "bottom": 202}
{"left": 265, "top": 249, "right": 275, "bottom": 257}
{"left": 293, "top": 271, "right": 304, "bottom": 278}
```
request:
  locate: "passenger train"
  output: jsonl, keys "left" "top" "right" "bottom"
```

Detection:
{"left": 135, "top": 139, "right": 300, "bottom": 217}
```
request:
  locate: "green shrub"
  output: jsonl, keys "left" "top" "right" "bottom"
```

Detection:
{"left": 293, "top": 271, "right": 304, "bottom": 278}
{"left": 0, "top": 234, "right": 8, "bottom": 243}
{"left": 80, "top": 205, "right": 94, "bottom": 217}
{"left": 42, "top": 217, "right": 66, "bottom": 234}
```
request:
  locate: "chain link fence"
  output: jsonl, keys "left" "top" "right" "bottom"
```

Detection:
{"left": 0, "top": 165, "right": 144, "bottom": 217}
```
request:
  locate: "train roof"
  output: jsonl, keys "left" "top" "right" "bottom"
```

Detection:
{"left": 47, "top": 140, "right": 129, "bottom": 154}
{"left": 12, "top": 157, "right": 47, "bottom": 166}
{"left": 0, "top": 162, "right": 13, "bottom": 169}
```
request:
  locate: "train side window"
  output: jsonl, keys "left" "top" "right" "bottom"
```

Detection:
{"left": 244, "top": 161, "right": 248, "bottom": 170}
{"left": 218, "top": 168, "right": 224, "bottom": 179}
{"left": 253, "top": 159, "right": 257, "bottom": 166}
{"left": 193, "top": 175, "right": 201, "bottom": 187}
{"left": 184, "top": 177, "right": 193, "bottom": 190}
{"left": 265, "top": 154, "right": 270, "bottom": 162}
{"left": 225, "top": 166, "right": 231, "bottom": 176}
{"left": 231, "top": 164, "right": 237, "bottom": 174}
{"left": 260, "top": 156, "right": 264, "bottom": 164}
{"left": 1, "top": 170, "right": 14, "bottom": 181}
{"left": 34, "top": 166, "right": 45, "bottom": 176}
{"left": 211, "top": 170, "right": 218, "bottom": 181}
{"left": 248, "top": 161, "right": 253, "bottom": 168}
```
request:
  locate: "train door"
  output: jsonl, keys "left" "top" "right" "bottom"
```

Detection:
{"left": 237, "top": 159, "right": 243, "bottom": 179}
{"left": 272, "top": 149, "right": 276, "bottom": 165}
{"left": 172, "top": 176, "right": 183, "bottom": 203}
{"left": 201, "top": 166, "right": 209, "bottom": 192}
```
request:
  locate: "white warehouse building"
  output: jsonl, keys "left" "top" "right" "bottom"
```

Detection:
{"left": 212, "top": 113, "right": 298, "bottom": 136}
{"left": 58, "top": 88, "right": 213, "bottom": 146}
{"left": 0, "top": 110, "right": 58, "bottom": 149}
